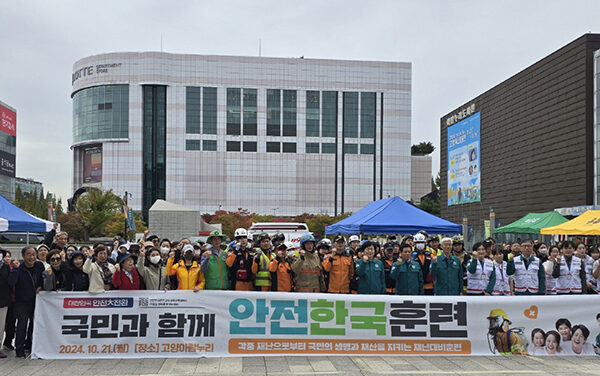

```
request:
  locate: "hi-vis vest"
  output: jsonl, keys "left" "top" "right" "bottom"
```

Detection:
{"left": 255, "top": 251, "right": 272, "bottom": 287}
{"left": 543, "top": 261, "right": 558, "bottom": 295}
{"left": 583, "top": 255, "right": 595, "bottom": 290}
{"left": 467, "top": 259, "right": 492, "bottom": 294}
{"left": 492, "top": 261, "right": 510, "bottom": 295}
{"left": 512, "top": 256, "right": 540, "bottom": 293}
{"left": 556, "top": 256, "right": 582, "bottom": 294}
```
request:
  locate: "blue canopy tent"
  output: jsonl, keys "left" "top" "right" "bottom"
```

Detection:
{"left": 325, "top": 196, "right": 461, "bottom": 235}
{"left": 0, "top": 194, "right": 54, "bottom": 233}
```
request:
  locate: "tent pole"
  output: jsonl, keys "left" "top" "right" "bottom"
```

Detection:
{"left": 27, "top": 231, "right": 29, "bottom": 246}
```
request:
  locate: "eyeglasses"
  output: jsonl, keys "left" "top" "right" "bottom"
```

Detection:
{"left": 50, "top": 257, "right": 61, "bottom": 262}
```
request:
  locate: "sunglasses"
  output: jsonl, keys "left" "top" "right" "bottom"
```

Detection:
{"left": 50, "top": 257, "right": 61, "bottom": 262}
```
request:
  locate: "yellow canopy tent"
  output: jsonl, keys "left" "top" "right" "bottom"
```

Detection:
{"left": 540, "top": 210, "right": 600, "bottom": 235}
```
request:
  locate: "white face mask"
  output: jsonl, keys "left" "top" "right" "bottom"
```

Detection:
{"left": 160, "top": 247, "right": 170, "bottom": 255}
{"left": 415, "top": 243, "right": 425, "bottom": 251}
{"left": 287, "top": 250, "right": 295, "bottom": 258}
{"left": 150, "top": 255, "right": 161, "bottom": 264}
{"left": 539, "top": 248, "right": 548, "bottom": 255}
{"left": 193, "top": 249, "right": 201, "bottom": 256}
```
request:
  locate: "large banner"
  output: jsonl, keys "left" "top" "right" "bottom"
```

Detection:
{"left": 447, "top": 111, "right": 480, "bottom": 206}
{"left": 32, "top": 291, "right": 599, "bottom": 359}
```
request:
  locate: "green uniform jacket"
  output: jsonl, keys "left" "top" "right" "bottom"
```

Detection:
{"left": 355, "top": 259, "right": 386, "bottom": 295}
{"left": 201, "top": 247, "right": 229, "bottom": 290}
{"left": 430, "top": 253, "right": 464, "bottom": 296}
{"left": 390, "top": 259, "right": 424, "bottom": 295}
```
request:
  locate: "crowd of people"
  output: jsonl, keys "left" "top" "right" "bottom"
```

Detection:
{"left": 1, "top": 223, "right": 600, "bottom": 358}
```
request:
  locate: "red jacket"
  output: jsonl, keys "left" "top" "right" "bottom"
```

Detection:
{"left": 112, "top": 268, "right": 143, "bottom": 290}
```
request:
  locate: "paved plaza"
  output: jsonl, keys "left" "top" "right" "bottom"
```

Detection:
{"left": 1, "top": 355, "right": 599, "bottom": 376}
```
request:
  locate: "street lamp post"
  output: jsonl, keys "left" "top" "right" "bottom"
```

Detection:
{"left": 124, "top": 192, "right": 132, "bottom": 240}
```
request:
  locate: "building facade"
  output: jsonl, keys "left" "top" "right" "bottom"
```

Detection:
{"left": 71, "top": 52, "right": 411, "bottom": 217}
{"left": 15, "top": 177, "right": 43, "bottom": 197}
{"left": 440, "top": 34, "right": 600, "bottom": 239}
{"left": 0, "top": 100, "right": 16, "bottom": 201}
{"left": 410, "top": 155, "right": 432, "bottom": 204}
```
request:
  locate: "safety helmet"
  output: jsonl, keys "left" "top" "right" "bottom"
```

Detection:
{"left": 284, "top": 241, "right": 295, "bottom": 250}
{"left": 452, "top": 235, "right": 464, "bottom": 244}
{"left": 413, "top": 233, "right": 426, "bottom": 243}
{"left": 228, "top": 241, "right": 236, "bottom": 249}
{"left": 247, "top": 233, "right": 253, "bottom": 241}
{"left": 234, "top": 228, "right": 248, "bottom": 238}
{"left": 256, "top": 232, "right": 271, "bottom": 243}
{"left": 207, "top": 230, "right": 227, "bottom": 242}
{"left": 317, "top": 238, "right": 332, "bottom": 249}
{"left": 300, "top": 233, "right": 316, "bottom": 248}
{"left": 417, "top": 230, "right": 429, "bottom": 240}
{"left": 349, "top": 235, "right": 360, "bottom": 243}
{"left": 271, "top": 232, "right": 285, "bottom": 243}
{"left": 487, "top": 309, "right": 511, "bottom": 323}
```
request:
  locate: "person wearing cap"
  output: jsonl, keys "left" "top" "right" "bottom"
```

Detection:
{"left": 36, "top": 244, "right": 50, "bottom": 269}
{"left": 430, "top": 238, "right": 464, "bottom": 296}
{"left": 42, "top": 249, "right": 69, "bottom": 291}
{"left": 348, "top": 235, "right": 361, "bottom": 256}
{"left": 412, "top": 234, "right": 435, "bottom": 295}
{"left": 355, "top": 241, "right": 386, "bottom": 295}
{"left": 112, "top": 252, "right": 143, "bottom": 290}
{"left": 252, "top": 233, "right": 274, "bottom": 291}
{"left": 167, "top": 244, "right": 205, "bottom": 291}
{"left": 381, "top": 243, "right": 397, "bottom": 294}
{"left": 226, "top": 229, "right": 255, "bottom": 291}
{"left": 64, "top": 250, "right": 89, "bottom": 291}
{"left": 293, "top": 234, "right": 324, "bottom": 292}
{"left": 83, "top": 245, "right": 116, "bottom": 293}
{"left": 201, "top": 230, "right": 229, "bottom": 290}
{"left": 111, "top": 242, "right": 130, "bottom": 263}
{"left": 403, "top": 235, "right": 414, "bottom": 248}
{"left": 452, "top": 236, "right": 470, "bottom": 290}
{"left": 391, "top": 243, "right": 424, "bottom": 295}
{"left": 322, "top": 235, "right": 354, "bottom": 294}
{"left": 268, "top": 242, "right": 294, "bottom": 292}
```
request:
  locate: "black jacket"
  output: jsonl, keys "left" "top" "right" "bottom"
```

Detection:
{"left": 8, "top": 261, "right": 44, "bottom": 304}
{"left": 65, "top": 252, "right": 89, "bottom": 291}
{"left": 0, "top": 262, "right": 11, "bottom": 307}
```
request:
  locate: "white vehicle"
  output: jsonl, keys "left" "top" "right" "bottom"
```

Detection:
{"left": 248, "top": 222, "right": 311, "bottom": 249}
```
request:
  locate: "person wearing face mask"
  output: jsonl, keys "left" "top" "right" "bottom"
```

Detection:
{"left": 542, "top": 246, "right": 560, "bottom": 295}
{"left": 536, "top": 243, "right": 549, "bottom": 263}
{"left": 159, "top": 239, "right": 171, "bottom": 260}
{"left": 226, "top": 228, "right": 255, "bottom": 291}
{"left": 322, "top": 235, "right": 354, "bottom": 294}
{"left": 390, "top": 243, "right": 423, "bottom": 295}
{"left": 412, "top": 233, "right": 435, "bottom": 295}
{"left": 167, "top": 245, "right": 204, "bottom": 291}
{"left": 268, "top": 242, "right": 295, "bottom": 292}
{"left": 201, "top": 230, "right": 229, "bottom": 290}
{"left": 552, "top": 241, "right": 586, "bottom": 294}
{"left": 293, "top": 234, "right": 325, "bottom": 292}
{"left": 137, "top": 246, "right": 170, "bottom": 290}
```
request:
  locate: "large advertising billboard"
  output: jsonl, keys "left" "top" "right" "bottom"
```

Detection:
{"left": 447, "top": 112, "right": 480, "bottom": 206}
{"left": 0, "top": 105, "right": 16, "bottom": 137}
{"left": 83, "top": 146, "right": 102, "bottom": 183}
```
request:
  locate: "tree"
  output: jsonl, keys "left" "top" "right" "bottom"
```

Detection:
{"left": 105, "top": 211, "right": 147, "bottom": 240}
{"left": 57, "top": 211, "right": 86, "bottom": 241}
{"left": 418, "top": 197, "right": 440, "bottom": 216}
{"left": 209, "top": 208, "right": 255, "bottom": 239}
{"left": 411, "top": 141, "right": 435, "bottom": 156}
{"left": 75, "top": 189, "right": 122, "bottom": 241}
{"left": 431, "top": 171, "right": 441, "bottom": 191}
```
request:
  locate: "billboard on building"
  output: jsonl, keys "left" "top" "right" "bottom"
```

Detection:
{"left": 447, "top": 112, "right": 480, "bottom": 206}
{"left": 0, "top": 105, "right": 16, "bottom": 136}
{"left": 83, "top": 146, "right": 102, "bottom": 183}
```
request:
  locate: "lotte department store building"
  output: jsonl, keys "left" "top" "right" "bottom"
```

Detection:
{"left": 71, "top": 52, "right": 412, "bottom": 218}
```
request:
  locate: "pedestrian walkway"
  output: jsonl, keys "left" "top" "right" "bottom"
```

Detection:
{"left": 1, "top": 355, "right": 599, "bottom": 375}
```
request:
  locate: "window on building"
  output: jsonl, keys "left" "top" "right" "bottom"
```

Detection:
{"left": 360, "top": 143, "right": 374, "bottom": 155}
{"left": 282, "top": 90, "right": 297, "bottom": 136}
{"left": 344, "top": 143, "right": 358, "bottom": 154}
{"left": 186, "top": 139, "right": 201, "bottom": 151}
{"left": 322, "top": 142, "right": 336, "bottom": 154}
{"left": 226, "top": 141, "right": 241, "bottom": 152}
{"left": 360, "top": 92, "right": 376, "bottom": 138}
{"left": 203, "top": 87, "right": 217, "bottom": 134}
{"left": 321, "top": 91, "right": 337, "bottom": 138}
{"left": 306, "top": 90, "right": 320, "bottom": 137}
{"left": 73, "top": 84, "right": 129, "bottom": 143}
{"left": 203, "top": 139, "right": 217, "bottom": 151}
{"left": 243, "top": 141, "right": 257, "bottom": 152}
{"left": 306, "top": 142, "right": 320, "bottom": 154}
{"left": 186, "top": 87, "right": 201, "bottom": 134}
{"left": 266, "top": 142, "right": 280, "bottom": 153}
{"left": 227, "top": 88, "right": 241, "bottom": 135}
{"left": 282, "top": 142, "right": 296, "bottom": 153}
{"left": 266, "top": 89, "right": 281, "bottom": 136}
{"left": 243, "top": 88, "right": 257, "bottom": 135}
{"left": 343, "top": 92, "right": 359, "bottom": 138}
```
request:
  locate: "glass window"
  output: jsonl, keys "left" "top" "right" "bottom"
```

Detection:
{"left": 266, "top": 142, "right": 280, "bottom": 153}
{"left": 203, "top": 139, "right": 217, "bottom": 151}
{"left": 226, "top": 141, "right": 241, "bottom": 152}
{"left": 227, "top": 88, "right": 241, "bottom": 135}
{"left": 344, "top": 143, "right": 358, "bottom": 154}
{"left": 243, "top": 141, "right": 257, "bottom": 152}
{"left": 243, "top": 88, "right": 257, "bottom": 135}
{"left": 282, "top": 90, "right": 296, "bottom": 136}
{"left": 142, "top": 85, "right": 166, "bottom": 221}
{"left": 322, "top": 91, "right": 337, "bottom": 137}
{"left": 186, "top": 87, "right": 201, "bottom": 134}
{"left": 73, "top": 84, "right": 129, "bottom": 143}
{"left": 203, "top": 87, "right": 217, "bottom": 134}
{"left": 360, "top": 143, "right": 374, "bottom": 155}
{"left": 282, "top": 142, "right": 296, "bottom": 153}
{"left": 306, "top": 142, "right": 320, "bottom": 153}
{"left": 267, "top": 89, "right": 281, "bottom": 136}
{"left": 344, "top": 92, "right": 359, "bottom": 138}
{"left": 186, "top": 139, "right": 201, "bottom": 151}
{"left": 322, "top": 142, "right": 336, "bottom": 154}
{"left": 306, "top": 91, "right": 320, "bottom": 137}
{"left": 360, "top": 92, "right": 376, "bottom": 138}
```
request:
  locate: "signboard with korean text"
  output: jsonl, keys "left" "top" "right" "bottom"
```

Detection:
{"left": 0, "top": 104, "right": 16, "bottom": 136}
{"left": 447, "top": 111, "right": 481, "bottom": 206}
{"left": 32, "top": 291, "right": 600, "bottom": 359}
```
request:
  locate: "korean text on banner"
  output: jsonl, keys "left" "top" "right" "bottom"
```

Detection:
{"left": 32, "top": 291, "right": 600, "bottom": 359}
{"left": 447, "top": 111, "right": 480, "bottom": 206}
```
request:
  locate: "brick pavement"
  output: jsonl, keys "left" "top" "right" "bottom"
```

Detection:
{"left": 1, "top": 354, "right": 600, "bottom": 375}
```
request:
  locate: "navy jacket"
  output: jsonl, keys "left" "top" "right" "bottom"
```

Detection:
{"left": 66, "top": 253, "right": 89, "bottom": 291}
{"left": 8, "top": 261, "right": 44, "bottom": 304}
{"left": 0, "top": 262, "right": 11, "bottom": 307}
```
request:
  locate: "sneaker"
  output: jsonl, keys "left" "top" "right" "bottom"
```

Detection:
{"left": 2, "top": 344, "right": 14, "bottom": 351}
{"left": 0, "top": 351, "right": 6, "bottom": 358}
{"left": 15, "top": 351, "right": 25, "bottom": 359}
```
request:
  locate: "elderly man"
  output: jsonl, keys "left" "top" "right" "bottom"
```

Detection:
{"left": 507, "top": 239, "right": 545, "bottom": 295}
{"left": 430, "top": 237, "right": 464, "bottom": 296}
{"left": 43, "top": 223, "right": 68, "bottom": 254}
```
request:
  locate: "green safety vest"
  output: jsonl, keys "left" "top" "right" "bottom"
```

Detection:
{"left": 254, "top": 252, "right": 271, "bottom": 287}
{"left": 205, "top": 251, "right": 229, "bottom": 290}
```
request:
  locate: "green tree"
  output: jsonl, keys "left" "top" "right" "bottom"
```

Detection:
{"left": 57, "top": 211, "right": 86, "bottom": 241}
{"left": 418, "top": 197, "right": 440, "bottom": 216}
{"left": 411, "top": 141, "right": 435, "bottom": 156}
{"left": 105, "top": 211, "right": 147, "bottom": 240}
{"left": 75, "top": 189, "right": 122, "bottom": 240}
{"left": 13, "top": 185, "right": 25, "bottom": 209}
{"left": 209, "top": 208, "right": 254, "bottom": 239}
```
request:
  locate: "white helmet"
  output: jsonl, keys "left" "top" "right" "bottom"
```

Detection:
{"left": 247, "top": 232, "right": 254, "bottom": 241}
{"left": 349, "top": 235, "right": 360, "bottom": 242}
{"left": 414, "top": 233, "right": 426, "bottom": 243}
{"left": 234, "top": 228, "right": 248, "bottom": 238}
